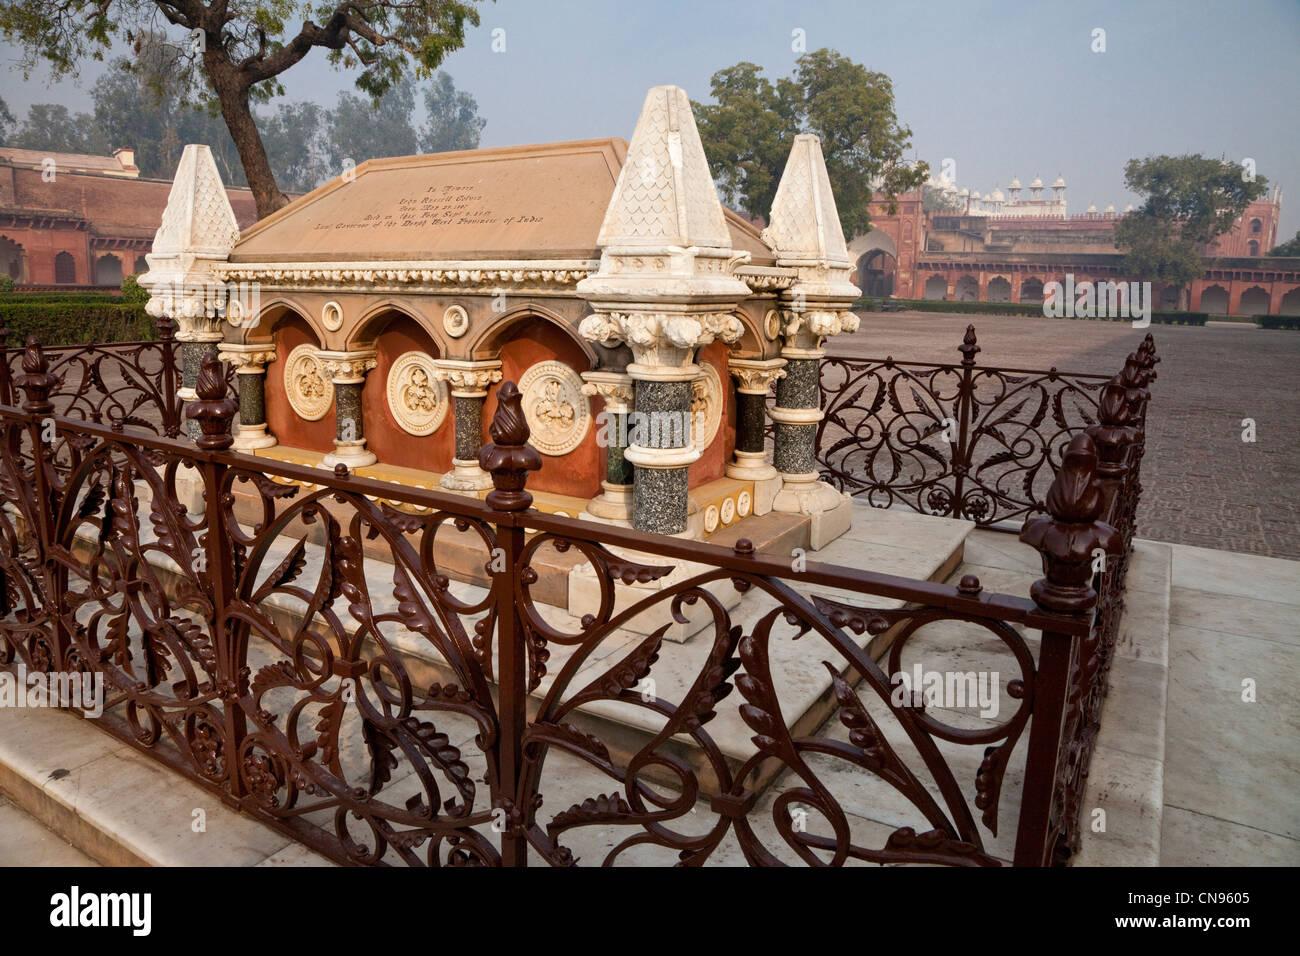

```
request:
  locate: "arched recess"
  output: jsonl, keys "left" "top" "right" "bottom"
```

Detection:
{"left": 1238, "top": 286, "right": 1269, "bottom": 316}
{"left": 95, "top": 253, "right": 123, "bottom": 286}
{"left": 240, "top": 295, "right": 323, "bottom": 345}
{"left": 955, "top": 275, "right": 979, "bottom": 302}
{"left": 348, "top": 299, "right": 441, "bottom": 353}
{"left": 1199, "top": 284, "right": 1229, "bottom": 315}
{"left": 923, "top": 274, "right": 948, "bottom": 300}
{"left": 1248, "top": 240, "right": 1260, "bottom": 256}
{"left": 133, "top": 255, "right": 149, "bottom": 274}
{"left": 478, "top": 307, "right": 602, "bottom": 499}
{"left": 54, "top": 251, "right": 76, "bottom": 284}
{"left": 0, "top": 236, "right": 27, "bottom": 282}
{"left": 1159, "top": 284, "right": 1182, "bottom": 310}
{"left": 856, "top": 249, "right": 896, "bottom": 297}
{"left": 987, "top": 276, "right": 1011, "bottom": 303}
{"left": 261, "top": 304, "right": 336, "bottom": 455}
{"left": 1280, "top": 287, "right": 1300, "bottom": 315}
{"left": 1020, "top": 277, "right": 1045, "bottom": 304}
{"left": 356, "top": 307, "right": 453, "bottom": 474}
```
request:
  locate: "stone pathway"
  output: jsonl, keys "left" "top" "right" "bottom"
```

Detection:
{"left": 836, "top": 312, "right": 1300, "bottom": 560}
{"left": 0, "top": 795, "right": 98, "bottom": 866}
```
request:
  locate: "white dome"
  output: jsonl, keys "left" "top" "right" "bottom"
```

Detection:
{"left": 1124, "top": 203, "right": 1134, "bottom": 213}
{"left": 1053, "top": 175, "right": 1067, "bottom": 188}
{"left": 1008, "top": 177, "right": 1021, "bottom": 189}
{"left": 971, "top": 190, "right": 981, "bottom": 199}
{"left": 991, "top": 188, "right": 1005, "bottom": 202}
{"left": 959, "top": 187, "right": 969, "bottom": 196}
{"left": 1105, "top": 203, "right": 1116, "bottom": 213}
{"left": 1031, "top": 176, "right": 1044, "bottom": 188}
{"left": 1086, "top": 203, "right": 1097, "bottom": 213}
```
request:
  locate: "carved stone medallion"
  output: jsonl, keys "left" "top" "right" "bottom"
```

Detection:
{"left": 322, "top": 300, "right": 344, "bottom": 332}
{"left": 517, "top": 360, "right": 591, "bottom": 457}
{"left": 690, "top": 361, "right": 724, "bottom": 451}
{"left": 387, "top": 351, "right": 449, "bottom": 436}
{"left": 443, "top": 305, "right": 469, "bottom": 338}
{"left": 283, "top": 344, "right": 333, "bottom": 421}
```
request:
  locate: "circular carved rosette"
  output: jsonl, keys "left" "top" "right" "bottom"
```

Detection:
{"left": 283, "top": 344, "right": 333, "bottom": 421}
{"left": 517, "top": 360, "right": 591, "bottom": 457}
{"left": 387, "top": 351, "right": 449, "bottom": 436}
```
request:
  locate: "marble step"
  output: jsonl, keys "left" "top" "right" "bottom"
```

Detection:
{"left": 0, "top": 704, "right": 334, "bottom": 866}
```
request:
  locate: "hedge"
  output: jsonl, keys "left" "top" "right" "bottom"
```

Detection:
{"left": 0, "top": 293, "right": 125, "bottom": 306}
{"left": 858, "top": 297, "right": 1209, "bottom": 325}
{"left": 1256, "top": 315, "right": 1300, "bottom": 330}
{"left": 0, "top": 302, "right": 154, "bottom": 347}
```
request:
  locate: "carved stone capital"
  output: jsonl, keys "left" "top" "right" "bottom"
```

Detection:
{"left": 778, "top": 308, "right": 860, "bottom": 351}
{"left": 217, "top": 344, "right": 277, "bottom": 375}
{"left": 580, "top": 370, "right": 635, "bottom": 413}
{"left": 580, "top": 309, "right": 743, "bottom": 374}
{"left": 317, "top": 350, "right": 378, "bottom": 384}
{"left": 728, "top": 357, "right": 788, "bottom": 394}
{"left": 433, "top": 359, "right": 503, "bottom": 398}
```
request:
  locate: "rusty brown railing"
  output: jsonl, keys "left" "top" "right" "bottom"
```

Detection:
{"left": 809, "top": 326, "right": 1156, "bottom": 530}
{"left": 0, "top": 329, "right": 1156, "bottom": 867}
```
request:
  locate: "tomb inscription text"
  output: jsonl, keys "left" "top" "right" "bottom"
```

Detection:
{"left": 312, "top": 183, "right": 546, "bottom": 232}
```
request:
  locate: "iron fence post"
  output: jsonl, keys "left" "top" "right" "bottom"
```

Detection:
{"left": 478, "top": 380, "right": 542, "bottom": 867}
{"left": 951, "top": 325, "right": 979, "bottom": 519}
{"left": 1015, "top": 432, "right": 1122, "bottom": 865}
{"left": 156, "top": 315, "right": 181, "bottom": 437}
{"left": 186, "top": 352, "right": 246, "bottom": 796}
{"left": 13, "top": 335, "right": 71, "bottom": 670}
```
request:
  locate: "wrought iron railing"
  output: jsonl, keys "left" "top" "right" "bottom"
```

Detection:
{"left": 0, "top": 329, "right": 1157, "bottom": 866}
{"left": 811, "top": 326, "right": 1155, "bottom": 530}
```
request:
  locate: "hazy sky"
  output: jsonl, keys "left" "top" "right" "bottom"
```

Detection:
{"left": 2, "top": 0, "right": 1297, "bottom": 236}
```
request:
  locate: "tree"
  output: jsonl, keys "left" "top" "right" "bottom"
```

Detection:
{"left": 1269, "top": 231, "right": 1300, "bottom": 257}
{"left": 0, "top": 1, "right": 484, "bottom": 219}
{"left": 0, "top": 97, "right": 14, "bottom": 144}
{"left": 15, "top": 103, "right": 100, "bottom": 153}
{"left": 327, "top": 76, "right": 420, "bottom": 171}
{"left": 1114, "top": 154, "right": 1268, "bottom": 307}
{"left": 923, "top": 183, "right": 964, "bottom": 214}
{"left": 694, "top": 49, "right": 926, "bottom": 238}
{"left": 420, "top": 70, "right": 485, "bottom": 153}
{"left": 259, "top": 100, "right": 329, "bottom": 193}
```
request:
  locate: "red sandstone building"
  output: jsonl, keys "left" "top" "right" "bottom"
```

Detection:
{"left": 0, "top": 146, "right": 257, "bottom": 287}
{"left": 853, "top": 184, "right": 1299, "bottom": 315}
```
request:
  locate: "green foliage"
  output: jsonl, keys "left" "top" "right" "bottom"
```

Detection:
{"left": 120, "top": 273, "right": 149, "bottom": 305}
{"left": 694, "top": 49, "right": 926, "bottom": 237}
{"left": 923, "top": 184, "right": 964, "bottom": 214}
{"left": 0, "top": 276, "right": 13, "bottom": 293}
{"left": 1257, "top": 315, "right": 1300, "bottom": 330}
{"left": 1115, "top": 154, "right": 1269, "bottom": 292}
{"left": 1268, "top": 231, "right": 1300, "bottom": 257}
{"left": 0, "top": 302, "right": 152, "bottom": 346}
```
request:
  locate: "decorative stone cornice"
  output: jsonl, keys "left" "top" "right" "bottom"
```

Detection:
{"left": 316, "top": 349, "right": 378, "bottom": 384}
{"left": 728, "top": 356, "right": 788, "bottom": 394}
{"left": 779, "top": 308, "right": 861, "bottom": 342}
{"left": 217, "top": 344, "right": 277, "bottom": 375}
{"left": 580, "top": 370, "right": 635, "bottom": 414}
{"left": 433, "top": 359, "right": 503, "bottom": 397}
{"left": 214, "top": 260, "right": 597, "bottom": 295}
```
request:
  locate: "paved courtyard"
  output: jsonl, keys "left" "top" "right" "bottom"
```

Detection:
{"left": 833, "top": 312, "right": 1300, "bottom": 560}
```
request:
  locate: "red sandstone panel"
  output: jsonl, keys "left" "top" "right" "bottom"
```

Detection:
{"left": 360, "top": 316, "right": 454, "bottom": 474}
{"left": 688, "top": 341, "right": 731, "bottom": 490}
{"left": 265, "top": 316, "right": 335, "bottom": 453}
{"left": 482, "top": 320, "right": 602, "bottom": 499}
